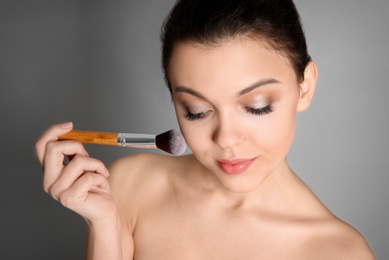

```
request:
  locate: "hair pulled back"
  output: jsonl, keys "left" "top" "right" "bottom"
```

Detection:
{"left": 161, "top": 0, "right": 311, "bottom": 92}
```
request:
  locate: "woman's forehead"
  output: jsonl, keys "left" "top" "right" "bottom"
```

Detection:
{"left": 168, "top": 38, "right": 294, "bottom": 81}
{"left": 167, "top": 37, "right": 298, "bottom": 99}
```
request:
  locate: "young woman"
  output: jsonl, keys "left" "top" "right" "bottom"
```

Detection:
{"left": 35, "top": 0, "right": 374, "bottom": 259}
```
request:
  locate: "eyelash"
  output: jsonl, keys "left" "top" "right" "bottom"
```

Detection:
{"left": 244, "top": 105, "right": 274, "bottom": 116}
{"left": 184, "top": 105, "right": 273, "bottom": 121}
{"left": 184, "top": 111, "right": 207, "bottom": 121}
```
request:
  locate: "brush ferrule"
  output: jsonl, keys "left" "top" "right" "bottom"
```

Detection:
{"left": 117, "top": 133, "right": 156, "bottom": 148}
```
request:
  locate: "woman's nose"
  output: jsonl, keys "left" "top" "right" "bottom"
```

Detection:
{"left": 212, "top": 115, "right": 244, "bottom": 149}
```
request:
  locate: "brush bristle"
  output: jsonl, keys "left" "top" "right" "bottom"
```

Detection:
{"left": 155, "top": 129, "right": 186, "bottom": 155}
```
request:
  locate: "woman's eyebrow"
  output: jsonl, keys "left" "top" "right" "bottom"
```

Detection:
{"left": 237, "top": 78, "right": 280, "bottom": 97}
{"left": 174, "top": 78, "right": 280, "bottom": 100}
{"left": 174, "top": 86, "right": 209, "bottom": 101}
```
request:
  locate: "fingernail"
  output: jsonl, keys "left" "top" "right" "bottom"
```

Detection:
{"left": 59, "top": 122, "right": 73, "bottom": 129}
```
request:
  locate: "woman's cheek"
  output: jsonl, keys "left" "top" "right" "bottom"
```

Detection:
{"left": 181, "top": 122, "right": 211, "bottom": 153}
{"left": 267, "top": 111, "right": 296, "bottom": 154}
{"left": 178, "top": 122, "right": 199, "bottom": 150}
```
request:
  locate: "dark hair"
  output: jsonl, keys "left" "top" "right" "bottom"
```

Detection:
{"left": 160, "top": 0, "right": 312, "bottom": 92}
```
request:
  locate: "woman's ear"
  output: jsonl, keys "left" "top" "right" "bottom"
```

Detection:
{"left": 297, "top": 61, "right": 318, "bottom": 112}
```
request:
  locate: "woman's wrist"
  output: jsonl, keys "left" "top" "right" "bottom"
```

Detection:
{"left": 85, "top": 212, "right": 123, "bottom": 260}
{"left": 85, "top": 210, "right": 120, "bottom": 229}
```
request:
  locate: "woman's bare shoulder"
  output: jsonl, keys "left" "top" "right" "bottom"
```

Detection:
{"left": 109, "top": 152, "right": 176, "bottom": 174}
{"left": 300, "top": 217, "right": 375, "bottom": 259}
{"left": 107, "top": 153, "right": 191, "bottom": 207}
{"left": 108, "top": 153, "right": 182, "bottom": 191}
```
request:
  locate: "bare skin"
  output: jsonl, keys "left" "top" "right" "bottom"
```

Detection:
{"left": 109, "top": 153, "right": 374, "bottom": 259}
{"left": 36, "top": 37, "right": 374, "bottom": 259}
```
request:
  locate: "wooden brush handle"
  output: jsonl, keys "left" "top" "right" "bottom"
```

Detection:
{"left": 58, "top": 130, "right": 118, "bottom": 146}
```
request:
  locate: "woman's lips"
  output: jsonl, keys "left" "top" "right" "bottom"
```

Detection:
{"left": 217, "top": 158, "right": 256, "bottom": 175}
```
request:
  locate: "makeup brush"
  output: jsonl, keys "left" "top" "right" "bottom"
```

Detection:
{"left": 58, "top": 129, "right": 186, "bottom": 156}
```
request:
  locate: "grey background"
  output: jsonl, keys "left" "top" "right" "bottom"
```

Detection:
{"left": 0, "top": 0, "right": 387, "bottom": 259}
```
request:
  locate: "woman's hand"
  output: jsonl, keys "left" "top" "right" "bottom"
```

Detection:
{"left": 35, "top": 122, "right": 117, "bottom": 224}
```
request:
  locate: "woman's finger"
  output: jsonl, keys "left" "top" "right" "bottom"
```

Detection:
{"left": 48, "top": 155, "right": 109, "bottom": 200}
{"left": 35, "top": 122, "right": 74, "bottom": 165}
{"left": 42, "top": 140, "right": 89, "bottom": 193}
{"left": 57, "top": 172, "right": 113, "bottom": 220}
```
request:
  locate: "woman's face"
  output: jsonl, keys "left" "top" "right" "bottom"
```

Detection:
{"left": 169, "top": 37, "right": 311, "bottom": 193}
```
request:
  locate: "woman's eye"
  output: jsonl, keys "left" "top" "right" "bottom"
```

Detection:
{"left": 245, "top": 105, "right": 273, "bottom": 116}
{"left": 184, "top": 111, "right": 207, "bottom": 121}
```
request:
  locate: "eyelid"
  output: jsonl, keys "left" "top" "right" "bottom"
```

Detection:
{"left": 184, "top": 110, "right": 211, "bottom": 121}
{"left": 180, "top": 101, "right": 212, "bottom": 121}
{"left": 245, "top": 104, "right": 273, "bottom": 115}
{"left": 249, "top": 96, "right": 268, "bottom": 107}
